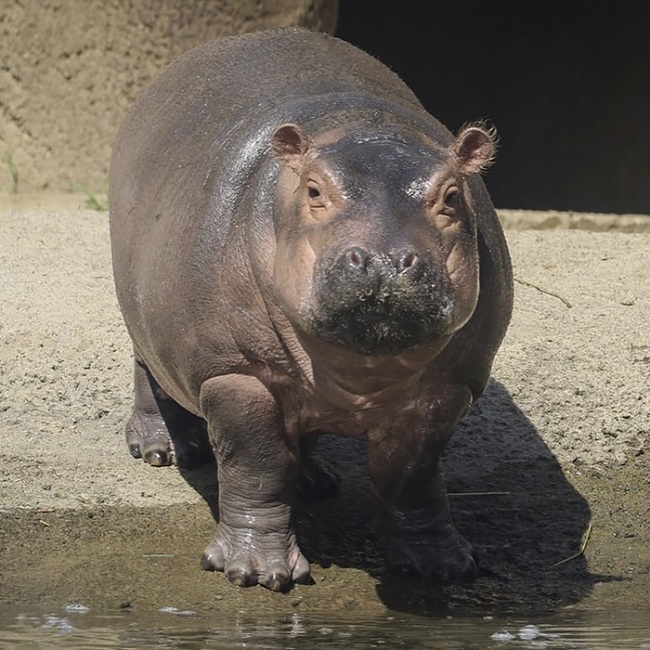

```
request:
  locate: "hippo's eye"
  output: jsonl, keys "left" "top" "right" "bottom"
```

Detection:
{"left": 306, "top": 179, "right": 326, "bottom": 208}
{"left": 442, "top": 187, "right": 459, "bottom": 215}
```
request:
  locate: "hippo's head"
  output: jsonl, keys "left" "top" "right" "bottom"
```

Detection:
{"left": 271, "top": 121, "right": 496, "bottom": 356}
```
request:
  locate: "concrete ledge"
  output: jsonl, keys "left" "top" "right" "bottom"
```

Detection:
{"left": 498, "top": 208, "right": 650, "bottom": 233}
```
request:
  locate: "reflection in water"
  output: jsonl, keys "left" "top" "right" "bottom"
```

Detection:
{"left": 1, "top": 606, "right": 650, "bottom": 649}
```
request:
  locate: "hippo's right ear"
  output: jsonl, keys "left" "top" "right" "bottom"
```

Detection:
{"left": 272, "top": 124, "right": 310, "bottom": 169}
{"left": 453, "top": 123, "right": 498, "bottom": 175}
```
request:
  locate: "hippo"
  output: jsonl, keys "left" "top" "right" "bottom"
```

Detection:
{"left": 109, "top": 27, "right": 513, "bottom": 592}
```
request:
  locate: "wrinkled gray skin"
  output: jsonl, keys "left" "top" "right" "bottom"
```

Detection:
{"left": 109, "top": 27, "right": 513, "bottom": 592}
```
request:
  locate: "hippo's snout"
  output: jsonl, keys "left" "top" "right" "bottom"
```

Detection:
{"left": 310, "top": 246, "right": 454, "bottom": 355}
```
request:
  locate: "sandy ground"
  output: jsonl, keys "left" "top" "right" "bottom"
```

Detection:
{"left": 0, "top": 205, "right": 649, "bottom": 617}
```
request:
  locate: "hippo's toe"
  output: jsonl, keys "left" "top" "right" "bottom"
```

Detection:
{"left": 226, "top": 562, "right": 258, "bottom": 588}
{"left": 258, "top": 561, "right": 294, "bottom": 592}
{"left": 143, "top": 447, "right": 173, "bottom": 467}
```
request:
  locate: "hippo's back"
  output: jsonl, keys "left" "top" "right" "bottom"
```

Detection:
{"left": 112, "top": 27, "right": 428, "bottom": 163}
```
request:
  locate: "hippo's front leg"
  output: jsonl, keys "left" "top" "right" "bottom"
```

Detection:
{"left": 199, "top": 374, "right": 310, "bottom": 591}
{"left": 368, "top": 384, "right": 478, "bottom": 583}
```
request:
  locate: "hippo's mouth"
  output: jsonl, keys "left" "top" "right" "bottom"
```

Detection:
{"left": 309, "top": 298, "right": 453, "bottom": 356}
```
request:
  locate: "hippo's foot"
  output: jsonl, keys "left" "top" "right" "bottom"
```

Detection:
{"left": 379, "top": 520, "right": 478, "bottom": 584}
{"left": 125, "top": 409, "right": 211, "bottom": 469}
{"left": 201, "top": 523, "right": 311, "bottom": 592}
{"left": 297, "top": 452, "right": 340, "bottom": 500}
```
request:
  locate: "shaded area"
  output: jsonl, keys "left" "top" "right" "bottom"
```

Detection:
{"left": 297, "top": 380, "right": 603, "bottom": 614}
{"left": 378, "top": 380, "right": 601, "bottom": 614}
{"left": 337, "top": 1, "right": 650, "bottom": 214}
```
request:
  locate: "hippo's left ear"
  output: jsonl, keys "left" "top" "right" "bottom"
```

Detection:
{"left": 453, "top": 123, "right": 498, "bottom": 175}
{"left": 272, "top": 124, "right": 310, "bottom": 169}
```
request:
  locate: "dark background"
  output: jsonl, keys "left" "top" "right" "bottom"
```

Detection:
{"left": 336, "top": 0, "right": 650, "bottom": 214}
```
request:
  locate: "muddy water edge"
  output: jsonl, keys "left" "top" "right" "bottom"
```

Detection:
{"left": 1, "top": 453, "right": 649, "bottom": 617}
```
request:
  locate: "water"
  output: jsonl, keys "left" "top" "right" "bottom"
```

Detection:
{"left": 1, "top": 605, "right": 650, "bottom": 649}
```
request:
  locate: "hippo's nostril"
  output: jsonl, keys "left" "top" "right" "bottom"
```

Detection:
{"left": 396, "top": 249, "right": 421, "bottom": 274}
{"left": 345, "top": 246, "right": 369, "bottom": 270}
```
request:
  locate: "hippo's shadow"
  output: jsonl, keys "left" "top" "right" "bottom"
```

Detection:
{"left": 304, "top": 379, "right": 611, "bottom": 614}
{"left": 177, "top": 379, "right": 609, "bottom": 614}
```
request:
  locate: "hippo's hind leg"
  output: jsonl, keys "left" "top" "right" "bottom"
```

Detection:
{"left": 125, "top": 353, "right": 212, "bottom": 468}
{"left": 368, "top": 385, "right": 478, "bottom": 583}
{"left": 199, "top": 374, "right": 310, "bottom": 591}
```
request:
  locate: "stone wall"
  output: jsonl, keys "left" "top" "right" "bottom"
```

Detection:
{"left": 0, "top": 0, "right": 338, "bottom": 194}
